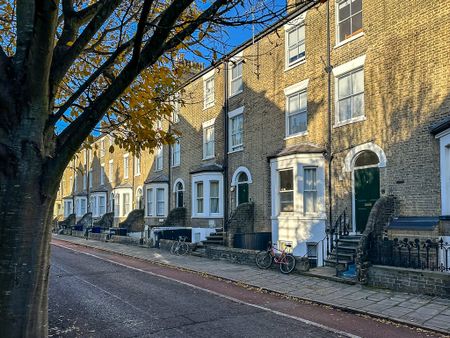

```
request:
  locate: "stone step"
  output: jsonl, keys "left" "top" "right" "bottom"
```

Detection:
{"left": 337, "top": 238, "right": 360, "bottom": 245}
{"left": 334, "top": 245, "right": 359, "bottom": 252}
{"left": 324, "top": 258, "right": 353, "bottom": 268}
{"left": 327, "top": 252, "right": 356, "bottom": 261}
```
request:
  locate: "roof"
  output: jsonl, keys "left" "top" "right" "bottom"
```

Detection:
{"left": 190, "top": 163, "right": 224, "bottom": 174}
{"left": 430, "top": 116, "right": 450, "bottom": 136}
{"left": 268, "top": 143, "right": 326, "bottom": 160}
{"left": 113, "top": 183, "right": 132, "bottom": 189}
{"left": 387, "top": 217, "right": 440, "bottom": 230}
{"left": 90, "top": 187, "right": 109, "bottom": 193}
{"left": 145, "top": 174, "right": 169, "bottom": 184}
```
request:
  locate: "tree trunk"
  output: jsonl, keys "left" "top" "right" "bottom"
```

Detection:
{"left": 0, "top": 142, "right": 56, "bottom": 337}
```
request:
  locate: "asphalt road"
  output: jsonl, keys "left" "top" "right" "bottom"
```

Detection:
{"left": 49, "top": 243, "right": 441, "bottom": 338}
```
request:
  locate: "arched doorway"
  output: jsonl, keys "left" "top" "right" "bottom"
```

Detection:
{"left": 236, "top": 172, "right": 249, "bottom": 206}
{"left": 136, "top": 187, "right": 143, "bottom": 209}
{"left": 175, "top": 181, "right": 184, "bottom": 208}
{"left": 353, "top": 150, "right": 380, "bottom": 233}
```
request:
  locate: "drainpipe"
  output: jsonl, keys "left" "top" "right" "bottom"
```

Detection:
{"left": 132, "top": 151, "right": 135, "bottom": 209}
{"left": 223, "top": 60, "right": 229, "bottom": 233}
{"left": 72, "top": 157, "right": 76, "bottom": 218}
{"left": 168, "top": 138, "right": 172, "bottom": 210}
{"left": 325, "top": 0, "right": 334, "bottom": 259}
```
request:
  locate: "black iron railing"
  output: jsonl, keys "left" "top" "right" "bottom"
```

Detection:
{"left": 326, "top": 209, "right": 349, "bottom": 256}
{"left": 369, "top": 237, "right": 450, "bottom": 272}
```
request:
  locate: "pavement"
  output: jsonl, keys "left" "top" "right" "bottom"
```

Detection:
{"left": 52, "top": 234, "right": 450, "bottom": 335}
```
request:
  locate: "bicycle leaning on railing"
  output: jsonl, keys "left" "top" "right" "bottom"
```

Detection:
{"left": 255, "top": 241, "right": 296, "bottom": 274}
{"left": 170, "top": 236, "right": 190, "bottom": 255}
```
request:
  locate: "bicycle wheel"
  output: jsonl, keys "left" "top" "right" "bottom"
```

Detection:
{"left": 170, "top": 241, "right": 178, "bottom": 254}
{"left": 255, "top": 251, "right": 273, "bottom": 269}
{"left": 177, "top": 242, "right": 189, "bottom": 255}
{"left": 279, "top": 254, "right": 296, "bottom": 274}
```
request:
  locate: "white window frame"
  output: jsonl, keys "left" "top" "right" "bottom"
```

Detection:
{"left": 202, "top": 118, "right": 215, "bottom": 160}
{"left": 100, "top": 139, "right": 105, "bottom": 158}
{"left": 74, "top": 174, "right": 78, "bottom": 192}
{"left": 100, "top": 163, "right": 105, "bottom": 185}
{"left": 172, "top": 92, "right": 181, "bottom": 123}
{"left": 63, "top": 199, "right": 73, "bottom": 218}
{"left": 135, "top": 155, "right": 141, "bottom": 176}
{"left": 82, "top": 166, "right": 87, "bottom": 190}
{"left": 123, "top": 154, "right": 129, "bottom": 179}
{"left": 284, "top": 79, "right": 309, "bottom": 138}
{"left": 203, "top": 70, "right": 215, "bottom": 109}
{"left": 270, "top": 154, "right": 326, "bottom": 219}
{"left": 155, "top": 146, "right": 163, "bottom": 171}
{"left": 333, "top": 55, "right": 366, "bottom": 127}
{"left": 171, "top": 138, "right": 181, "bottom": 167}
{"left": 279, "top": 169, "right": 294, "bottom": 213}
{"left": 284, "top": 13, "right": 306, "bottom": 70}
{"left": 75, "top": 196, "right": 87, "bottom": 217}
{"left": 88, "top": 168, "right": 93, "bottom": 188}
{"left": 109, "top": 160, "right": 114, "bottom": 182}
{"left": 90, "top": 192, "right": 107, "bottom": 217}
{"left": 303, "top": 167, "right": 318, "bottom": 215}
{"left": 191, "top": 173, "right": 224, "bottom": 218}
{"left": 146, "top": 188, "right": 154, "bottom": 216}
{"left": 122, "top": 192, "right": 131, "bottom": 217}
{"left": 436, "top": 130, "right": 450, "bottom": 215}
{"left": 145, "top": 183, "right": 168, "bottom": 217}
{"left": 229, "top": 52, "right": 243, "bottom": 97}
{"left": 228, "top": 106, "right": 244, "bottom": 153}
{"left": 335, "top": 0, "right": 363, "bottom": 46}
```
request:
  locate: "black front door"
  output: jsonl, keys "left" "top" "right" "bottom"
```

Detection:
{"left": 354, "top": 167, "right": 380, "bottom": 233}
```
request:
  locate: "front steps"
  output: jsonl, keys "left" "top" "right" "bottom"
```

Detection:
{"left": 202, "top": 228, "right": 225, "bottom": 246}
{"left": 325, "top": 235, "right": 361, "bottom": 270}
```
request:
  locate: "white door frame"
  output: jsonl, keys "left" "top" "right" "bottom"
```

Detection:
{"left": 438, "top": 132, "right": 450, "bottom": 215}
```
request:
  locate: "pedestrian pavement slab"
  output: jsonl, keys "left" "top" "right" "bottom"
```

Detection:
{"left": 53, "top": 234, "right": 450, "bottom": 335}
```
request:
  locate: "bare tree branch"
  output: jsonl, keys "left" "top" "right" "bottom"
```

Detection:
{"left": 50, "top": 0, "right": 124, "bottom": 89}
{"left": 131, "top": 0, "right": 154, "bottom": 66}
{"left": 74, "top": 0, "right": 107, "bottom": 26}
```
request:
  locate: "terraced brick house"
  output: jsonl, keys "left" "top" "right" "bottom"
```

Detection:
{"left": 55, "top": 0, "right": 450, "bottom": 274}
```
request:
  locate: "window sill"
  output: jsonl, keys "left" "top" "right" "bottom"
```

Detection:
{"left": 333, "top": 115, "right": 366, "bottom": 128}
{"left": 228, "top": 147, "right": 243, "bottom": 154}
{"left": 134, "top": 173, "right": 141, "bottom": 177}
{"left": 153, "top": 169, "right": 163, "bottom": 173}
{"left": 334, "top": 32, "right": 365, "bottom": 49}
{"left": 284, "top": 131, "right": 308, "bottom": 140}
{"left": 284, "top": 58, "right": 306, "bottom": 72}
{"left": 272, "top": 213, "right": 327, "bottom": 220}
{"left": 191, "top": 214, "right": 224, "bottom": 219}
{"left": 203, "top": 103, "right": 215, "bottom": 110}
{"left": 171, "top": 164, "right": 180, "bottom": 168}
{"left": 229, "top": 90, "right": 243, "bottom": 99}
{"left": 202, "top": 156, "right": 215, "bottom": 161}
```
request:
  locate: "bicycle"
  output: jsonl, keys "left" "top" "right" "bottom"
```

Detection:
{"left": 255, "top": 242, "right": 296, "bottom": 274}
{"left": 170, "top": 236, "right": 190, "bottom": 255}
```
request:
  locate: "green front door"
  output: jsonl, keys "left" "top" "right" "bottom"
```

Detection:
{"left": 354, "top": 167, "right": 380, "bottom": 233}
{"left": 237, "top": 183, "right": 249, "bottom": 205}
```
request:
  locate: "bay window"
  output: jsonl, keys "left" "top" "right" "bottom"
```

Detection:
{"left": 145, "top": 184, "right": 168, "bottom": 217}
{"left": 192, "top": 173, "right": 223, "bottom": 218}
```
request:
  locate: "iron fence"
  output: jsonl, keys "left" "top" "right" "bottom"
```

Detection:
{"left": 369, "top": 237, "right": 450, "bottom": 272}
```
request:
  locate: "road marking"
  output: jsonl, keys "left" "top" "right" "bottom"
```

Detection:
{"left": 53, "top": 242, "right": 360, "bottom": 338}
